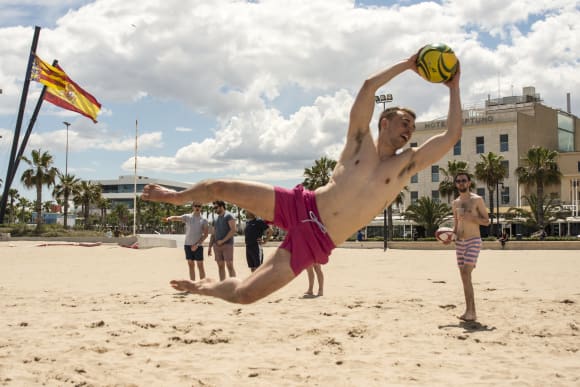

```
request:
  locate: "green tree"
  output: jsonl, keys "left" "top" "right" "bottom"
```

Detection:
{"left": 97, "top": 196, "right": 111, "bottom": 226}
{"left": 302, "top": 156, "right": 337, "bottom": 190}
{"left": 474, "top": 152, "right": 507, "bottom": 235}
{"left": 74, "top": 181, "right": 103, "bottom": 229}
{"left": 439, "top": 160, "right": 471, "bottom": 203}
{"left": 515, "top": 146, "right": 562, "bottom": 230}
{"left": 20, "top": 149, "right": 59, "bottom": 229}
{"left": 53, "top": 173, "right": 81, "bottom": 229}
{"left": 17, "top": 197, "right": 32, "bottom": 223}
{"left": 7, "top": 188, "right": 20, "bottom": 224}
{"left": 507, "top": 194, "right": 567, "bottom": 231}
{"left": 404, "top": 196, "right": 452, "bottom": 237}
{"left": 388, "top": 188, "right": 408, "bottom": 239}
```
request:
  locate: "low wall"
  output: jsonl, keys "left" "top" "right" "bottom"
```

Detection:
{"left": 340, "top": 240, "right": 580, "bottom": 250}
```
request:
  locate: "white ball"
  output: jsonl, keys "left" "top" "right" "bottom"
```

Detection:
{"left": 435, "top": 227, "right": 455, "bottom": 243}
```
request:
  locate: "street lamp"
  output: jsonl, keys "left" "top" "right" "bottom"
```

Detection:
{"left": 63, "top": 121, "right": 71, "bottom": 177}
{"left": 496, "top": 181, "right": 504, "bottom": 236}
{"left": 375, "top": 93, "right": 393, "bottom": 251}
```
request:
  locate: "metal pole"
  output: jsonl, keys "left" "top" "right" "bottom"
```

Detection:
{"left": 63, "top": 121, "right": 70, "bottom": 177}
{"left": 374, "top": 93, "right": 393, "bottom": 252}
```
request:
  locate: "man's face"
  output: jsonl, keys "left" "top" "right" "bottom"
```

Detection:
{"left": 192, "top": 203, "right": 202, "bottom": 214}
{"left": 383, "top": 111, "right": 416, "bottom": 148}
{"left": 455, "top": 175, "right": 470, "bottom": 193}
{"left": 213, "top": 204, "right": 224, "bottom": 215}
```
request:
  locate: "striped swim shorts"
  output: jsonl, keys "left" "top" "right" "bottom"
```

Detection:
{"left": 455, "top": 237, "right": 482, "bottom": 267}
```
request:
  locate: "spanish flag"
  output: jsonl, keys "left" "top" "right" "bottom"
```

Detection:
{"left": 31, "top": 55, "right": 102, "bottom": 123}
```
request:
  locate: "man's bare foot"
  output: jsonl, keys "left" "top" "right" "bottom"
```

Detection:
{"left": 457, "top": 313, "right": 476, "bottom": 322}
{"left": 142, "top": 184, "right": 183, "bottom": 205}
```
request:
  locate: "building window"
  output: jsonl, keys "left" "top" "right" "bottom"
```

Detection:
{"left": 477, "top": 188, "right": 486, "bottom": 201}
{"left": 411, "top": 173, "right": 418, "bottom": 183}
{"left": 453, "top": 139, "right": 461, "bottom": 155}
{"left": 558, "top": 113, "right": 574, "bottom": 152}
{"left": 501, "top": 187, "right": 510, "bottom": 204}
{"left": 476, "top": 136, "right": 484, "bottom": 154}
{"left": 431, "top": 165, "right": 439, "bottom": 182}
{"left": 501, "top": 160, "right": 509, "bottom": 178}
{"left": 410, "top": 191, "right": 418, "bottom": 204}
{"left": 500, "top": 134, "right": 508, "bottom": 152}
{"left": 578, "top": 161, "right": 580, "bottom": 172}
{"left": 432, "top": 190, "right": 440, "bottom": 203}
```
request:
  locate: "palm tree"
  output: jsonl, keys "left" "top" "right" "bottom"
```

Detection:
{"left": 388, "top": 188, "right": 408, "bottom": 239}
{"left": 439, "top": 160, "right": 471, "bottom": 203}
{"left": 507, "top": 194, "right": 567, "bottom": 231}
{"left": 474, "top": 152, "right": 508, "bottom": 235}
{"left": 74, "top": 181, "right": 103, "bottom": 229}
{"left": 53, "top": 173, "right": 81, "bottom": 229}
{"left": 302, "top": 156, "right": 337, "bottom": 190}
{"left": 17, "top": 197, "right": 32, "bottom": 223}
{"left": 20, "top": 149, "right": 59, "bottom": 229}
{"left": 404, "top": 197, "right": 452, "bottom": 237}
{"left": 515, "top": 146, "right": 562, "bottom": 230}
{"left": 97, "top": 197, "right": 111, "bottom": 226}
{"left": 7, "top": 188, "right": 20, "bottom": 224}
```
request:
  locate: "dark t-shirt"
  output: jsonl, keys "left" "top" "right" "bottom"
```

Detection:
{"left": 215, "top": 212, "right": 235, "bottom": 245}
{"left": 244, "top": 218, "right": 269, "bottom": 246}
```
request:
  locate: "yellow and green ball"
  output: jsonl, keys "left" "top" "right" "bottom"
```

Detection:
{"left": 416, "top": 43, "right": 458, "bottom": 83}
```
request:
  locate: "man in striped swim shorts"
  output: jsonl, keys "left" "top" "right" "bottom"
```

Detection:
{"left": 451, "top": 173, "right": 490, "bottom": 322}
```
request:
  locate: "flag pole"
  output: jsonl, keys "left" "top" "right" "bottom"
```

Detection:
{"left": 133, "top": 119, "right": 138, "bottom": 236}
{"left": 0, "top": 26, "right": 41, "bottom": 225}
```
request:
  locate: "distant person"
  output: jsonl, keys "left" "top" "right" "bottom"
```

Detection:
{"left": 208, "top": 200, "right": 237, "bottom": 280}
{"left": 164, "top": 202, "right": 209, "bottom": 281}
{"left": 450, "top": 173, "right": 490, "bottom": 322}
{"left": 498, "top": 230, "right": 509, "bottom": 249}
{"left": 357, "top": 229, "right": 364, "bottom": 242}
{"left": 244, "top": 210, "right": 273, "bottom": 272}
{"left": 304, "top": 264, "right": 324, "bottom": 298}
{"left": 142, "top": 51, "right": 463, "bottom": 304}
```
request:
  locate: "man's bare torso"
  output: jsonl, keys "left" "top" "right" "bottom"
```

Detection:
{"left": 314, "top": 129, "right": 415, "bottom": 246}
{"left": 454, "top": 193, "right": 483, "bottom": 240}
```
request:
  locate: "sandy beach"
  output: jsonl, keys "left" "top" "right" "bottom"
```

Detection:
{"left": 0, "top": 241, "right": 579, "bottom": 386}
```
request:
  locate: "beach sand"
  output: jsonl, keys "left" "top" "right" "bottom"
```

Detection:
{"left": 0, "top": 241, "right": 579, "bottom": 386}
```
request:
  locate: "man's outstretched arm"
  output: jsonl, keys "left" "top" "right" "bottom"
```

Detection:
{"left": 409, "top": 63, "right": 463, "bottom": 173}
{"left": 348, "top": 55, "right": 418, "bottom": 138}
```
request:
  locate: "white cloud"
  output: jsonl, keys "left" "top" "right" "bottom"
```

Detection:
{"left": 0, "top": 0, "right": 578, "bottom": 190}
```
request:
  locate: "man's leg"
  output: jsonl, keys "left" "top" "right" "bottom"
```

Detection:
{"left": 187, "top": 260, "right": 196, "bottom": 281}
{"left": 226, "top": 261, "right": 237, "bottom": 278}
{"left": 305, "top": 266, "right": 315, "bottom": 296}
{"left": 170, "top": 247, "right": 296, "bottom": 304}
{"left": 313, "top": 263, "right": 324, "bottom": 296}
{"left": 142, "top": 180, "right": 276, "bottom": 221}
{"left": 459, "top": 265, "right": 476, "bottom": 321}
{"left": 196, "top": 260, "right": 206, "bottom": 280}
{"left": 216, "top": 260, "right": 226, "bottom": 281}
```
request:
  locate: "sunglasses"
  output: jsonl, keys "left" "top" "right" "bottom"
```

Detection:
{"left": 193, "top": 205, "right": 202, "bottom": 208}
{"left": 455, "top": 179, "right": 468, "bottom": 183}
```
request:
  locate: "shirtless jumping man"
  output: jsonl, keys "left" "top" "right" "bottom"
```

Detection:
{"left": 450, "top": 173, "right": 490, "bottom": 321}
{"left": 142, "top": 51, "right": 463, "bottom": 304}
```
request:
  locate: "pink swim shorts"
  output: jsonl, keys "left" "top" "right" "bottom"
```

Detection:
{"left": 455, "top": 237, "right": 482, "bottom": 267}
{"left": 273, "top": 185, "right": 336, "bottom": 275}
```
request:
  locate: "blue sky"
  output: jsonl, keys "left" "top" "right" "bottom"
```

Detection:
{"left": 1, "top": 0, "right": 579, "bottom": 201}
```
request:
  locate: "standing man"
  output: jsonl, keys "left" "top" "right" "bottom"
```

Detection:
{"left": 304, "top": 264, "right": 324, "bottom": 298}
{"left": 209, "top": 200, "right": 237, "bottom": 280}
{"left": 244, "top": 210, "right": 273, "bottom": 272}
{"left": 165, "top": 202, "right": 209, "bottom": 281}
{"left": 142, "top": 50, "right": 463, "bottom": 304}
{"left": 450, "top": 173, "right": 490, "bottom": 322}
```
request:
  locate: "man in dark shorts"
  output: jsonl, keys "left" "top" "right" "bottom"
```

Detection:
{"left": 164, "top": 202, "right": 209, "bottom": 281}
{"left": 244, "top": 210, "right": 273, "bottom": 272}
{"left": 143, "top": 50, "right": 463, "bottom": 304}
